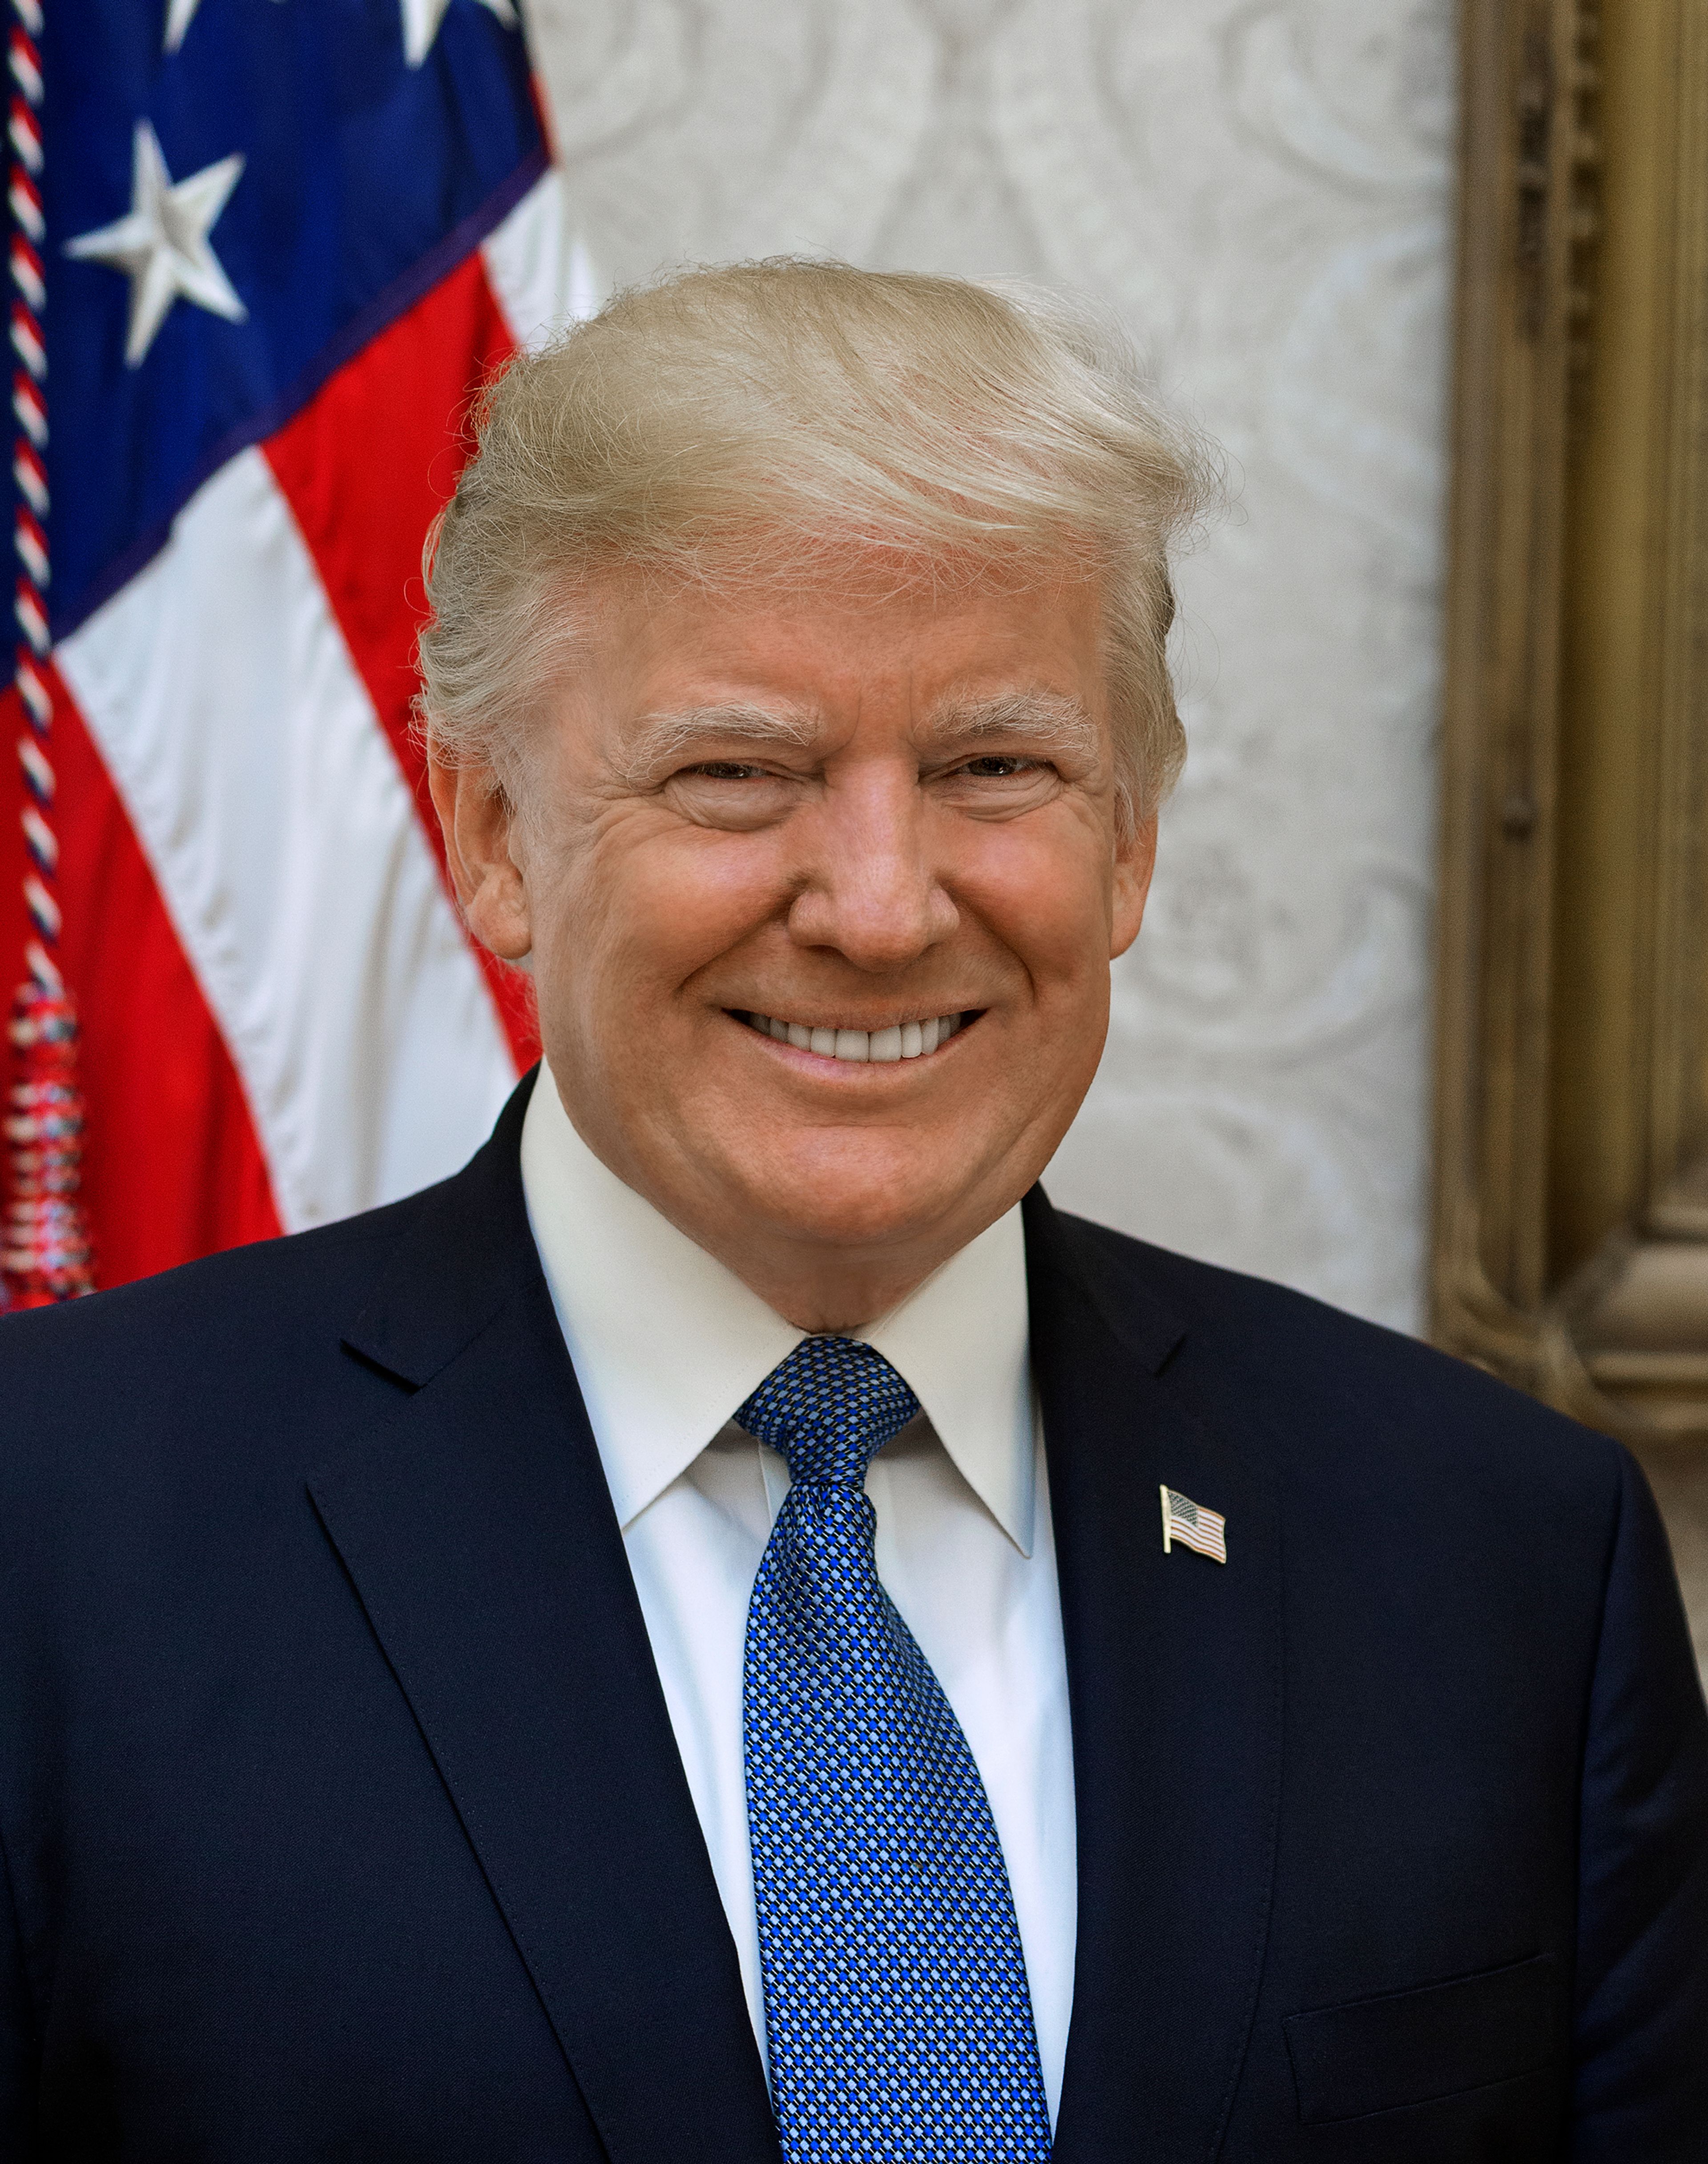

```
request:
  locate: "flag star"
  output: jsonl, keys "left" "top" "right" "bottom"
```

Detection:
{"left": 163, "top": 0, "right": 202, "bottom": 50}
{"left": 65, "top": 122, "right": 247, "bottom": 367}
{"left": 399, "top": 0, "right": 516, "bottom": 67}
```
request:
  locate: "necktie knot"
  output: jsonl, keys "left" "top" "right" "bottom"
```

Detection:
{"left": 736, "top": 1335, "right": 921, "bottom": 1488}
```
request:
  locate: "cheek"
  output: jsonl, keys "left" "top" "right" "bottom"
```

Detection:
{"left": 552, "top": 827, "right": 786, "bottom": 1012}
{"left": 950, "top": 816, "right": 1112, "bottom": 992}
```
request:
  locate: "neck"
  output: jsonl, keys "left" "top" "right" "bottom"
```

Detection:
{"left": 604, "top": 1170, "right": 974, "bottom": 1332}
{"left": 700, "top": 1244, "right": 945, "bottom": 1338}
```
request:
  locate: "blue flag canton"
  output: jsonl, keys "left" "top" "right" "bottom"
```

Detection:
{"left": 43, "top": 0, "right": 545, "bottom": 640}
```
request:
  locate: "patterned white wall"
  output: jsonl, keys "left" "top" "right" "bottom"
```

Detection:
{"left": 522, "top": 0, "right": 1455, "bottom": 1331}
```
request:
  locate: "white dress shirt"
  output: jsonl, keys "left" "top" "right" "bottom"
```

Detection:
{"left": 519, "top": 1066, "right": 1077, "bottom": 2125}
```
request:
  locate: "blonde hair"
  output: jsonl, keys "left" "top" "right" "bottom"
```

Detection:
{"left": 418, "top": 258, "right": 1214, "bottom": 829}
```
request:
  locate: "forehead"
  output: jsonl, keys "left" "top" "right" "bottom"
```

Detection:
{"left": 588, "top": 566, "right": 1110, "bottom": 725}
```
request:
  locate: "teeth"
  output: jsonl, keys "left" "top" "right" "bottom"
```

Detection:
{"left": 745, "top": 1010, "right": 967, "bottom": 1063}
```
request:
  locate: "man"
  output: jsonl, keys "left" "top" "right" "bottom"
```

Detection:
{"left": 0, "top": 262, "right": 1704, "bottom": 2162}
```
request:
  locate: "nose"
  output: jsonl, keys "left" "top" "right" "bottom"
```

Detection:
{"left": 784, "top": 762, "right": 958, "bottom": 972}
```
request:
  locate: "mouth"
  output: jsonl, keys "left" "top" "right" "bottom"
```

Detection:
{"left": 735, "top": 1008, "right": 976, "bottom": 1065}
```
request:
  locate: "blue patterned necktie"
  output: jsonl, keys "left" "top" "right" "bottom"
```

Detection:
{"left": 739, "top": 1335, "right": 1053, "bottom": 2163}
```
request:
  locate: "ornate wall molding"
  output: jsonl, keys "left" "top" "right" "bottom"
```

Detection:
{"left": 1433, "top": 0, "right": 1708, "bottom": 1447}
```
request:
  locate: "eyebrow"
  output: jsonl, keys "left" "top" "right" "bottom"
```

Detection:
{"left": 618, "top": 702, "right": 820, "bottom": 783}
{"left": 919, "top": 691, "right": 1101, "bottom": 758}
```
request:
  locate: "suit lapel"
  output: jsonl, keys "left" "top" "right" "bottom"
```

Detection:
{"left": 1025, "top": 1190, "right": 1284, "bottom": 2164}
{"left": 310, "top": 1077, "right": 778, "bottom": 2164}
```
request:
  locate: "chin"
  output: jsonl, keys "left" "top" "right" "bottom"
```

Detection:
{"left": 731, "top": 1138, "right": 1007, "bottom": 1254}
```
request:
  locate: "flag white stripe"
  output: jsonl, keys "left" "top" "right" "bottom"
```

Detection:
{"left": 57, "top": 447, "right": 516, "bottom": 1234}
{"left": 481, "top": 165, "right": 596, "bottom": 352}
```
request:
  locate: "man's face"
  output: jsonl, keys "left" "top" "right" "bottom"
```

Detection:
{"left": 438, "top": 566, "right": 1156, "bottom": 1307}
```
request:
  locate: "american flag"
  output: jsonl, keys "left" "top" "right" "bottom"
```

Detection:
{"left": 0, "top": 0, "right": 577, "bottom": 1306}
{"left": 1160, "top": 1485, "right": 1227, "bottom": 1564}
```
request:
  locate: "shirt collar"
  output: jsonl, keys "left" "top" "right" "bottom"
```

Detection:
{"left": 519, "top": 1063, "right": 1036, "bottom": 1555}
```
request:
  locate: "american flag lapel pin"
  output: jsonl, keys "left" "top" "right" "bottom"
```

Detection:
{"left": 1160, "top": 1485, "right": 1228, "bottom": 1563}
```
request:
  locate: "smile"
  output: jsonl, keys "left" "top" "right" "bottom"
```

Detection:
{"left": 739, "top": 1010, "right": 971, "bottom": 1064}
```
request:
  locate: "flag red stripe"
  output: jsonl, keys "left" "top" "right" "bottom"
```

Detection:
{"left": 0, "top": 666, "right": 283, "bottom": 1289}
{"left": 263, "top": 251, "right": 538, "bottom": 1071}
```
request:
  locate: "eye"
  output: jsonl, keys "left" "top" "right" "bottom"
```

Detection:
{"left": 682, "top": 760, "right": 767, "bottom": 781}
{"left": 958, "top": 755, "right": 1042, "bottom": 778}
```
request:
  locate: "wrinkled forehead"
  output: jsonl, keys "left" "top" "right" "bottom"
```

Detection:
{"left": 570, "top": 556, "right": 1113, "bottom": 742}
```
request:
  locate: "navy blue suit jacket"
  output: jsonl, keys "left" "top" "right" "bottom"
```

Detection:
{"left": 2, "top": 1073, "right": 1705, "bottom": 2160}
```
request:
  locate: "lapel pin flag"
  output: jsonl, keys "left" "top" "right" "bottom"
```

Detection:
{"left": 1161, "top": 1485, "right": 1227, "bottom": 1563}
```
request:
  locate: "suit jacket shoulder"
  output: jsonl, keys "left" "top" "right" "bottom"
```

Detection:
{"left": 0, "top": 1070, "right": 540, "bottom": 1507}
{"left": 1044, "top": 1196, "right": 1627, "bottom": 1528}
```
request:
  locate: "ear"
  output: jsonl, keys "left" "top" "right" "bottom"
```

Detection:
{"left": 1109, "top": 809, "right": 1157, "bottom": 960}
{"left": 426, "top": 752, "right": 532, "bottom": 961}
